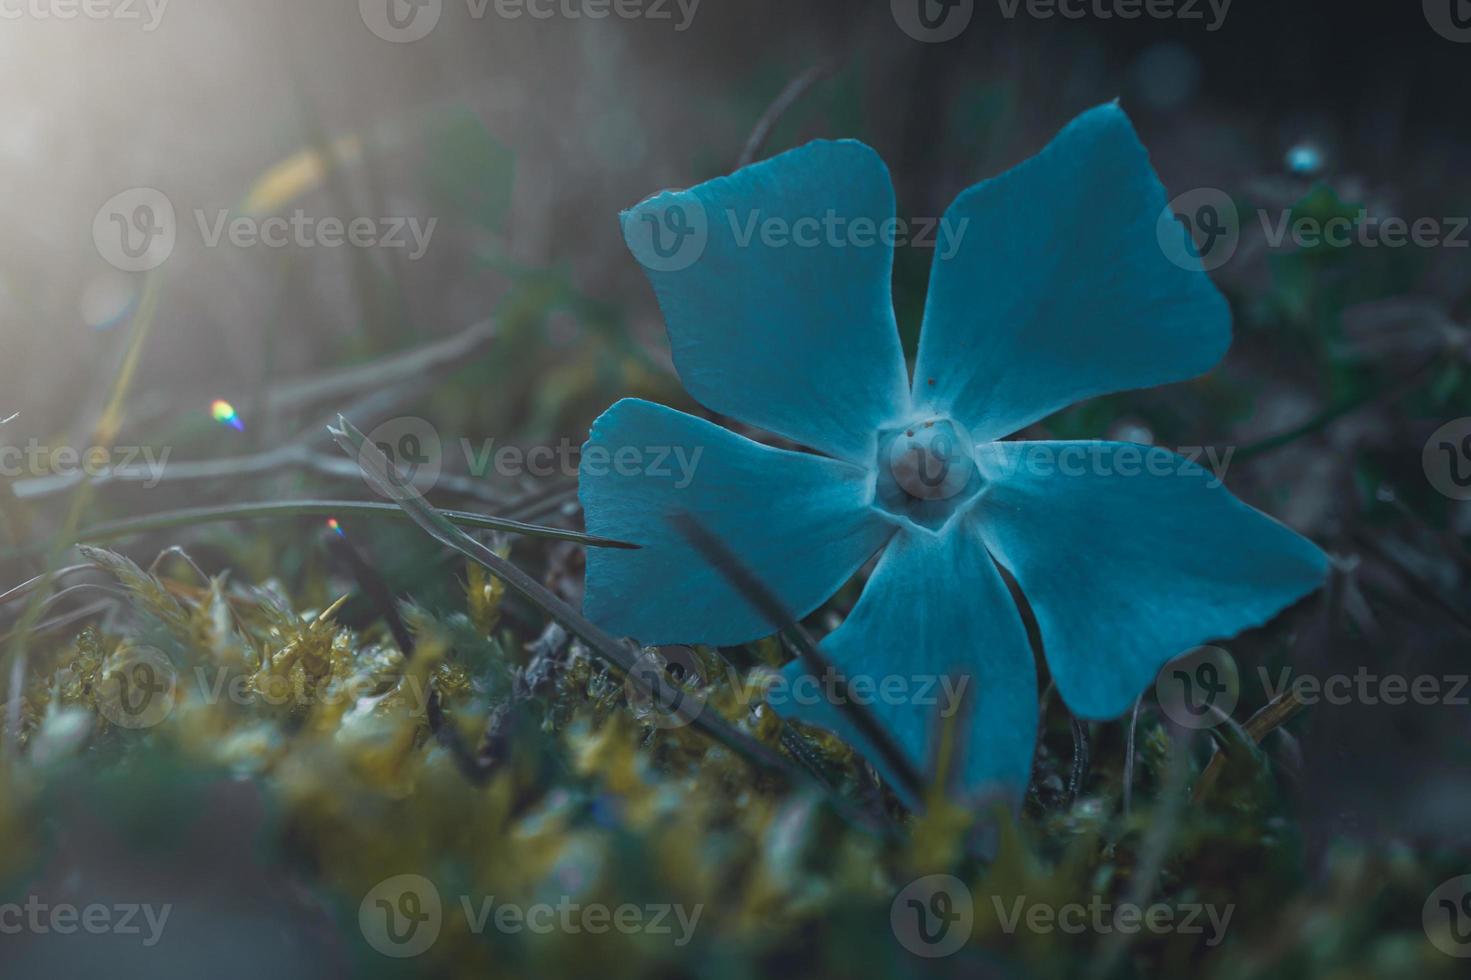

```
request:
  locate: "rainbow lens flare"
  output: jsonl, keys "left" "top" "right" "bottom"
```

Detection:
{"left": 210, "top": 399, "right": 243, "bottom": 431}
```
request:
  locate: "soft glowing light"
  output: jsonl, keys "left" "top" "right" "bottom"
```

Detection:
{"left": 1286, "top": 143, "right": 1324, "bottom": 177}
{"left": 326, "top": 518, "right": 344, "bottom": 536}
{"left": 211, "top": 399, "right": 243, "bottom": 431}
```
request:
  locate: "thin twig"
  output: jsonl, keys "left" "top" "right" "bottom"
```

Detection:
{"left": 325, "top": 526, "right": 416, "bottom": 658}
{"left": 1235, "top": 353, "right": 1444, "bottom": 463}
{"left": 1086, "top": 729, "right": 1193, "bottom": 980}
{"left": 27, "top": 499, "right": 635, "bottom": 554}
{"left": 737, "top": 64, "right": 834, "bottom": 168}
{"left": 1, "top": 598, "right": 116, "bottom": 646}
{"left": 1192, "top": 690, "right": 1308, "bottom": 803}
{"left": 1377, "top": 485, "right": 1471, "bottom": 578}
{"left": 1067, "top": 715, "right": 1090, "bottom": 803}
{"left": 1123, "top": 695, "right": 1142, "bottom": 819}
{"left": 667, "top": 510, "right": 925, "bottom": 803}
{"left": 260, "top": 319, "right": 497, "bottom": 418}
{"left": 1353, "top": 528, "right": 1471, "bottom": 633}
{"left": 0, "top": 565, "right": 96, "bottom": 607}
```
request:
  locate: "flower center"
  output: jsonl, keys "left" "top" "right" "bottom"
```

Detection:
{"left": 873, "top": 418, "right": 983, "bottom": 532}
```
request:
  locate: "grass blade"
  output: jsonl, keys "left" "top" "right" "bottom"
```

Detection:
{"left": 40, "top": 500, "right": 637, "bottom": 553}
{"left": 667, "top": 510, "right": 926, "bottom": 803}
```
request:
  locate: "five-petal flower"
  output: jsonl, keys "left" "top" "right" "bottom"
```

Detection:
{"left": 579, "top": 103, "right": 1328, "bottom": 805}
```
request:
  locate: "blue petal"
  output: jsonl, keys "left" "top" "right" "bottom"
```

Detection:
{"left": 973, "top": 441, "right": 1328, "bottom": 719}
{"left": 621, "top": 140, "right": 911, "bottom": 465}
{"left": 579, "top": 398, "right": 894, "bottom": 645}
{"left": 774, "top": 524, "right": 1038, "bottom": 807}
{"left": 913, "top": 104, "right": 1231, "bottom": 442}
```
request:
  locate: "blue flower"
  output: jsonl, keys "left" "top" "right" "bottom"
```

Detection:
{"left": 578, "top": 104, "right": 1327, "bottom": 806}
